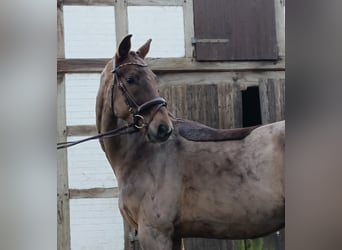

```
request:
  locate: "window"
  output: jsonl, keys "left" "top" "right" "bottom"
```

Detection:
{"left": 242, "top": 86, "right": 262, "bottom": 127}
{"left": 64, "top": 6, "right": 116, "bottom": 58}
{"left": 128, "top": 6, "right": 185, "bottom": 57}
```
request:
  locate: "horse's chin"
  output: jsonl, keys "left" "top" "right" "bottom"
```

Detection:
{"left": 146, "top": 132, "right": 171, "bottom": 143}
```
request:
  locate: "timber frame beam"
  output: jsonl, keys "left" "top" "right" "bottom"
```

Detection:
{"left": 57, "top": 57, "right": 285, "bottom": 73}
{"left": 63, "top": 0, "right": 185, "bottom": 6}
{"left": 69, "top": 187, "right": 119, "bottom": 199}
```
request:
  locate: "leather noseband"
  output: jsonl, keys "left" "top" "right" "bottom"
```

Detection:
{"left": 111, "top": 61, "right": 167, "bottom": 129}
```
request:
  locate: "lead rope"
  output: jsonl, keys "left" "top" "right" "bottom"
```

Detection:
{"left": 56, "top": 124, "right": 137, "bottom": 150}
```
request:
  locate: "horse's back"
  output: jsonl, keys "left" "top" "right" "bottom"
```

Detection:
{"left": 244, "top": 120, "right": 285, "bottom": 162}
{"left": 174, "top": 120, "right": 285, "bottom": 239}
{"left": 173, "top": 118, "right": 258, "bottom": 142}
{"left": 246, "top": 120, "right": 285, "bottom": 147}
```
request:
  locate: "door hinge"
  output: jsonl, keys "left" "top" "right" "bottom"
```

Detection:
{"left": 191, "top": 38, "right": 229, "bottom": 45}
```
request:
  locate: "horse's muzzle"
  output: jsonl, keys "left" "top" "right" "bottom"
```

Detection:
{"left": 148, "top": 122, "right": 173, "bottom": 143}
{"left": 157, "top": 123, "right": 173, "bottom": 140}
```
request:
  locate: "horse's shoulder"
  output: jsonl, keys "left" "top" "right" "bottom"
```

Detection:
{"left": 173, "top": 118, "right": 258, "bottom": 142}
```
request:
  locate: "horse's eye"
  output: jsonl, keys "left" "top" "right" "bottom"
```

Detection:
{"left": 126, "top": 77, "right": 135, "bottom": 84}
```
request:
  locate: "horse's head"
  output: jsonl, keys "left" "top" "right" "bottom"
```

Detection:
{"left": 111, "top": 34, "right": 173, "bottom": 143}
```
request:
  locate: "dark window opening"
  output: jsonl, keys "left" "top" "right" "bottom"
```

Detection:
{"left": 242, "top": 86, "right": 262, "bottom": 127}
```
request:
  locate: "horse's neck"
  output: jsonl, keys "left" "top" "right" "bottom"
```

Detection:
{"left": 102, "top": 112, "right": 148, "bottom": 176}
{"left": 102, "top": 113, "right": 128, "bottom": 146}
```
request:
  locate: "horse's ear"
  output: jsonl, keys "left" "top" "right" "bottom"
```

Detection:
{"left": 116, "top": 34, "right": 132, "bottom": 62}
{"left": 136, "top": 39, "right": 152, "bottom": 59}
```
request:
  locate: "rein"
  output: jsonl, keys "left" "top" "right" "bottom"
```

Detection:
{"left": 56, "top": 61, "right": 167, "bottom": 150}
{"left": 56, "top": 123, "right": 137, "bottom": 150}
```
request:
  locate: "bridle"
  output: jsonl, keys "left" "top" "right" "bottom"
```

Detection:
{"left": 111, "top": 61, "right": 167, "bottom": 129}
{"left": 57, "top": 60, "right": 168, "bottom": 150}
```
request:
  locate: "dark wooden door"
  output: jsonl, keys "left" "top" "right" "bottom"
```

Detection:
{"left": 193, "top": 0, "right": 278, "bottom": 61}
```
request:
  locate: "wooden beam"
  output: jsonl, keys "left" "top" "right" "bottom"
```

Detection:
{"left": 69, "top": 187, "right": 119, "bottom": 199}
{"left": 57, "top": 2, "right": 71, "bottom": 250}
{"left": 274, "top": 0, "right": 285, "bottom": 58}
{"left": 57, "top": 74, "right": 71, "bottom": 250}
{"left": 58, "top": 58, "right": 109, "bottom": 73}
{"left": 57, "top": 1, "right": 65, "bottom": 59}
{"left": 63, "top": 0, "right": 115, "bottom": 6}
{"left": 115, "top": 0, "right": 128, "bottom": 46}
{"left": 67, "top": 125, "right": 97, "bottom": 136}
{"left": 63, "top": 0, "right": 184, "bottom": 6}
{"left": 183, "top": 0, "right": 195, "bottom": 58}
{"left": 259, "top": 78, "right": 285, "bottom": 124}
{"left": 127, "top": 0, "right": 184, "bottom": 6}
{"left": 57, "top": 58, "right": 285, "bottom": 73}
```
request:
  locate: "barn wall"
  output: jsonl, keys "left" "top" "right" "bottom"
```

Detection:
{"left": 63, "top": 7, "right": 123, "bottom": 249}
{"left": 159, "top": 71, "right": 285, "bottom": 127}
{"left": 70, "top": 198, "right": 124, "bottom": 250}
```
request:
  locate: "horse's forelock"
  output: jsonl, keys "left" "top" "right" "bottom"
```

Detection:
{"left": 117, "top": 51, "right": 144, "bottom": 64}
{"left": 129, "top": 51, "right": 137, "bottom": 56}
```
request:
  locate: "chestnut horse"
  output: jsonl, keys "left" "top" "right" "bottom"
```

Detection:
{"left": 96, "top": 35, "right": 285, "bottom": 250}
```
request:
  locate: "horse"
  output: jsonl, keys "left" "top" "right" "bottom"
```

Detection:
{"left": 96, "top": 34, "right": 285, "bottom": 250}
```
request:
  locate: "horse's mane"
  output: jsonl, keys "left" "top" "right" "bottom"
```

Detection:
{"left": 173, "top": 118, "right": 258, "bottom": 142}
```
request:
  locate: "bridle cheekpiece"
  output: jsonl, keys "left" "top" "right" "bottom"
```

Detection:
{"left": 111, "top": 60, "right": 167, "bottom": 129}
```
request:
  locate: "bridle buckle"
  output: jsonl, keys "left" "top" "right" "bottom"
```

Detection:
{"left": 134, "top": 115, "right": 145, "bottom": 129}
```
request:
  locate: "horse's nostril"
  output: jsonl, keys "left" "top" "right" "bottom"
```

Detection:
{"left": 158, "top": 123, "right": 168, "bottom": 135}
{"left": 157, "top": 123, "right": 171, "bottom": 139}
